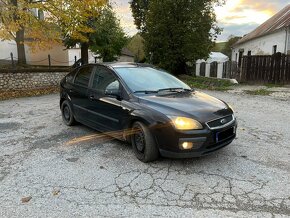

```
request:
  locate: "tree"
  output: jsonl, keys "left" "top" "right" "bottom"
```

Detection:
{"left": 129, "top": 0, "right": 149, "bottom": 34}
{"left": 126, "top": 34, "right": 145, "bottom": 62}
{"left": 89, "top": 7, "right": 127, "bottom": 62}
{"left": 221, "top": 35, "right": 241, "bottom": 58}
{"left": 0, "top": 0, "right": 107, "bottom": 65}
{"left": 145, "top": 0, "right": 222, "bottom": 75}
{"left": 46, "top": 0, "right": 108, "bottom": 64}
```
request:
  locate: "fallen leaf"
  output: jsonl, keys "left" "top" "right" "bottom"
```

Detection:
{"left": 21, "top": 196, "right": 32, "bottom": 203}
{"left": 52, "top": 189, "right": 60, "bottom": 196}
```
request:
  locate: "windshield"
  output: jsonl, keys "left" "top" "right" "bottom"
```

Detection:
{"left": 114, "top": 67, "right": 191, "bottom": 93}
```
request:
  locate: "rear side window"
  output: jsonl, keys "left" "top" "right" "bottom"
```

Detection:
{"left": 66, "top": 69, "right": 78, "bottom": 83}
{"left": 74, "top": 66, "right": 94, "bottom": 87}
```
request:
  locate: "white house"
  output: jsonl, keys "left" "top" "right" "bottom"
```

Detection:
{"left": 117, "top": 48, "right": 135, "bottom": 62}
{"left": 232, "top": 4, "right": 290, "bottom": 64}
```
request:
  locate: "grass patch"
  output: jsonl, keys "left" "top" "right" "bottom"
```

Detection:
{"left": 0, "top": 86, "right": 59, "bottom": 101}
{"left": 245, "top": 89, "right": 274, "bottom": 96}
{"left": 179, "top": 75, "right": 233, "bottom": 91}
{"left": 265, "top": 83, "right": 284, "bottom": 88}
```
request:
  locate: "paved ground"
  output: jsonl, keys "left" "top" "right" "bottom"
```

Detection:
{"left": 0, "top": 91, "right": 290, "bottom": 217}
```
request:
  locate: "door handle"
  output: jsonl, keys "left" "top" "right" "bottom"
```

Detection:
{"left": 89, "top": 95, "right": 96, "bottom": 100}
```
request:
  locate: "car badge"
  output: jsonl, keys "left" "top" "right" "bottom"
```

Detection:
{"left": 220, "top": 119, "right": 227, "bottom": 124}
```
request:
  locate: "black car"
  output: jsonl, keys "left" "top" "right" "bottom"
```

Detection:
{"left": 60, "top": 63, "right": 237, "bottom": 162}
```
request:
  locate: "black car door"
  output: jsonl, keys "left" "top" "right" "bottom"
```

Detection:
{"left": 87, "top": 66, "right": 128, "bottom": 131}
{"left": 69, "top": 65, "right": 95, "bottom": 123}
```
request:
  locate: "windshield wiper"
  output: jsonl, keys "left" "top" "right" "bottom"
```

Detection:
{"left": 134, "top": 90, "right": 159, "bottom": 94}
{"left": 134, "top": 88, "right": 193, "bottom": 94}
{"left": 157, "top": 88, "right": 193, "bottom": 93}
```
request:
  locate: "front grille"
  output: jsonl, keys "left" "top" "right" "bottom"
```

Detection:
{"left": 206, "top": 115, "right": 234, "bottom": 130}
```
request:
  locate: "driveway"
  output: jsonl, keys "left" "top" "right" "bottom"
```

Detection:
{"left": 0, "top": 91, "right": 289, "bottom": 217}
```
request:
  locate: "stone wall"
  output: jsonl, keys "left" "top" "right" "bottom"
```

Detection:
{"left": 0, "top": 71, "right": 69, "bottom": 90}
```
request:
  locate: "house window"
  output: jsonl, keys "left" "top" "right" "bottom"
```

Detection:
{"left": 273, "top": 45, "right": 277, "bottom": 54}
{"left": 247, "top": 51, "right": 251, "bottom": 56}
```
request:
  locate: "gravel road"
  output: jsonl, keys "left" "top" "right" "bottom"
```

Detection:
{"left": 0, "top": 91, "right": 289, "bottom": 217}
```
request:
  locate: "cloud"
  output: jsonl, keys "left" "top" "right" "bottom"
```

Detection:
{"left": 231, "top": 0, "right": 288, "bottom": 13}
{"left": 112, "top": 0, "right": 289, "bottom": 41}
{"left": 113, "top": 0, "right": 138, "bottom": 36}
{"left": 216, "top": 0, "right": 289, "bottom": 41}
{"left": 217, "top": 23, "right": 259, "bottom": 41}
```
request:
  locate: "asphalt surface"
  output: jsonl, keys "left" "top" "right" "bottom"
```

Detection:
{"left": 0, "top": 91, "right": 290, "bottom": 217}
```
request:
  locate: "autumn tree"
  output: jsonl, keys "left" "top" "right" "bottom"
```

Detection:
{"left": 126, "top": 34, "right": 145, "bottom": 62}
{"left": 143, "top": 0, "right": 222, "bottom": 75}
{"left": 0, "top": 0, "right": 107, "bottom": 64}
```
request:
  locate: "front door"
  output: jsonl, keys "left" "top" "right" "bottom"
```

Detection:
{"left": 87, "top": 66, "right": 127, "bottom": 132}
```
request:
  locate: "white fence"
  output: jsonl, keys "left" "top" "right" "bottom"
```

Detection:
{"left": 196, "top": 61, "right": 239, "bottom": 79}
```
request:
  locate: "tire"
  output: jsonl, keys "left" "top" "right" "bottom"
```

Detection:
{"left": 61, "top": 100, "right": 76, "bottom": 126}
{"left": 131, "top": 121, "right": 159, "bottom": 162}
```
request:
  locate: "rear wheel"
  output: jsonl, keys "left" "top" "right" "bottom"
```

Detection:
{"left": 131, "top": 121, "right": 159, "bottom": 162}
{"left": 61, "top": 100, "right": 76, "bottom": 126}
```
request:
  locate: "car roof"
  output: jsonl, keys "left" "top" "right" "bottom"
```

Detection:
{"left": 84, "top": 62, "right": 156, "bottom": 69}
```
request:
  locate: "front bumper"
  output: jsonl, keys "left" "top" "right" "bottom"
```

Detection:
{"left": 152, "top": 120, "right": 237, "bottom": 158}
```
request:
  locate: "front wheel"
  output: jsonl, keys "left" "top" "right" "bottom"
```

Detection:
{"left": 61, "top": 100, "right": 76, "bottom": 126}
{"left": 131, "top": 121, "right": 159, "bottom": 162}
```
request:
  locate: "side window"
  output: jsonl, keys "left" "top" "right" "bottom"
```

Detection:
{"left": 74, "top": 66, "right": 94, "bottom": 87}
{"left": 66, "top": 68, "right": 78, "bottom": 83}
{"left": 92, "top": 67, "right": 120, "bottom": 95}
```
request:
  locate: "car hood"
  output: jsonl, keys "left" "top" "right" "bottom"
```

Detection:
{"left": 138, "top": 91, "right": 232, "bottom": 123}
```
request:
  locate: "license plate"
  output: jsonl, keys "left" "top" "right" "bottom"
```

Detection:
{"left": 216, "top": 127, "right": 234, "bottom": 142}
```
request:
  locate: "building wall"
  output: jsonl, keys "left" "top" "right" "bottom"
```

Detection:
{"left": 0, "top": 71, "right": 68, "bottom": 90}
{"left": 232, "top": 29, "right": 289, "bottom": 62}
{"left": 118, "top": 55, "right": 134, "bottom": 62}
{"left": 26, "top": 44, "right": 70, "bottom": 66}
{"left": 0, "top": 40, "right": 18, "bottom": 60}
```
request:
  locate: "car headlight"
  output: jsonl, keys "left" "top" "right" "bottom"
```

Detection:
{"left": 168, "top": 116, "right": 203, "bottom": 130}
{"left": 228, "top": 104, "right": 234, "bottom": 112}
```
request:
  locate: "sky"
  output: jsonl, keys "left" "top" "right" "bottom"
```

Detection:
{"left": 113, "top": 0, "right": 289, "bottom": 42}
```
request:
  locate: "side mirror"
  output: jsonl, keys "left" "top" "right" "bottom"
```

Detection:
{"left": 105, "top": 89, "right": 122, "bottom": 100}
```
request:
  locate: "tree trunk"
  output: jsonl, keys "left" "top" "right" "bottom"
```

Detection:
{"left": 11, "top": 0, "right": 26, "bottom": 65}
{"left": 15, "top": 29, "right": 26, "bottom": 65}
{"left": 81, "top": 43, "right": 89, "bottom": 64}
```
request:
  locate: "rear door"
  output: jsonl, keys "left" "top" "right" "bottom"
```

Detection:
{"left": 70, "top": 65, "right": 95, "bottom": 123}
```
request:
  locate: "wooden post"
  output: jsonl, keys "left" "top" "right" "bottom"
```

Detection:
{"left": 48, "top": 54, "right": 51, "bottom": 69}
{"left": 10, "top": 52, "right": 15, "bottom": 69}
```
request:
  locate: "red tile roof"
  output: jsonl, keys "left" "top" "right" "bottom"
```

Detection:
{"left": 235, "top": 4, "right": 290, "bottom": 46}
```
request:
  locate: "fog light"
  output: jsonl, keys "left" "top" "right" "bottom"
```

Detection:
{"left": 181, "top": 142, "right": 193, "bottom": 150}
